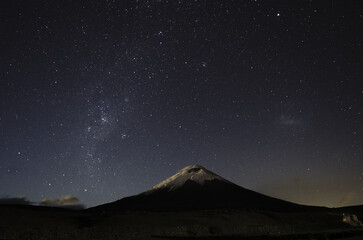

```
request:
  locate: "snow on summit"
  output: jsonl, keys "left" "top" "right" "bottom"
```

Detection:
{"left": 146, "top": 165, "right": 229, "bottom": 193}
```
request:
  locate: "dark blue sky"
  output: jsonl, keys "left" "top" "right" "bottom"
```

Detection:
{"left": 0, "top": 0, "right": 362, "bottom": 208}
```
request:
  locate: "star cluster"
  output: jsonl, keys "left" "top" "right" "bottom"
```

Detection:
{"left": 0, "top": 0, "right": 362, "bottom": 207}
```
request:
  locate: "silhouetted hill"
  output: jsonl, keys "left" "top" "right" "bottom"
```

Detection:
{"left": 91, "top": 165, "right": 320, "bottom": 212}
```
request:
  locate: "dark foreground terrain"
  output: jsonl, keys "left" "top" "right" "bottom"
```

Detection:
{"left": 2, "top": 166, "right": 362, "bottom": 239}
{"left": 1, "top": 204, "right": 363, "bottom": 240}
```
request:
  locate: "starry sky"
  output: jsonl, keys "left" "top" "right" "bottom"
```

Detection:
{"left": 0, "top": 0, "right": 362, "bottom": 208}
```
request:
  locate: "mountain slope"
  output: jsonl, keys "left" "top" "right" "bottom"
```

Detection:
{"left": 92, "top": 165, "right": 315, "bottom": 212}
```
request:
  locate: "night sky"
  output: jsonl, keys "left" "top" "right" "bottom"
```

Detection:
{"left": 0, "top": 0, "right": 362, "bottom": 208}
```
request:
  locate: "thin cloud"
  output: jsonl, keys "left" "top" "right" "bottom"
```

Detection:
{"left": 338, "top": 192, "right": 355, "bottom": 207}
{"left": 40, "top": 195, "right": 84, "bottom": 209}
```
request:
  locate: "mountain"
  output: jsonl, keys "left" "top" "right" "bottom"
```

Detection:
{"left": 93, "top": 165, "right": 315, "bottom": 212}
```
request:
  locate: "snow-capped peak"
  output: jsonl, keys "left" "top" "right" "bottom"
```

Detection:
{"left": 145, "top": 165, "right": 229, "bottom": 193}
